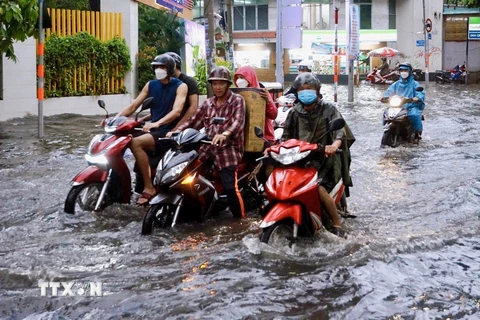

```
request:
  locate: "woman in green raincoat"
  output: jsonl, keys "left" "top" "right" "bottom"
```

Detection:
{"left": 282, "top": 73, "right": 355, "bottom": 238}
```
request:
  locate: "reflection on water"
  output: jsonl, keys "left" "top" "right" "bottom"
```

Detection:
{"left": 0, "top": 83, "right": 479, "bottom": 319}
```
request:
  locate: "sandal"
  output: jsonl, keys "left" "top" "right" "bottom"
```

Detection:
{"left": 136, "top": 191, "right": 154, "bottom": 206}
{"left": 330, "top": 226, "right": 347, "bottom": 239}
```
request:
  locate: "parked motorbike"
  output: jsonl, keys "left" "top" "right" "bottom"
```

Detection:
{"left": 64, "top": 98, "right": 154, "bottom": 214}
{"left": 380, "top": 87, "right": 424, "bottom": 148}
{"left": 366, "top": 67, "right": 398, "bottom": 84}
{"left": 141, "top": 123, "right": 266, "bottom": 235}
{"left": 254, "top": 118, "right": 348, "bottom": 247}
{"left": 435, "top": 64, "right": 466, "bottom": 84}
{"left": 273, "top": 93, "right": 296, "bottom": 142}
{"left": 367, "top": 63, "right": 422, "bottom": 84}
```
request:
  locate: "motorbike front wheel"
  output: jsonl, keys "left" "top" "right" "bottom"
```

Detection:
{"left": 381, "top": 130, "right": 397, "bottom": 148}
{"left": 142, "top": 204, "right": 173, "bottom": 235}
{"left": 260, "top": 220, "right": 294, "bottom": 246}
{"left": 64, "top": 183, "right": 111, "bottom": 214}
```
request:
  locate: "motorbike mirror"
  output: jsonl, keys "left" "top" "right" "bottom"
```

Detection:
{"left": 415, "top": 87, "right": 424, "bottom": 92}
{"left": 254, "top": 126, "right": 264, "bottom": 138}
{"left": 141, "top": 97, "right": 154, "bottom": 111}
{"left": 328, "top": 118, "right": 346, "bottom": 132}
{"left": 98, "top": 100, "right": 108, "bottom": 117}
{"left": 212, "top": 117, "right": 226, "bottom": 125}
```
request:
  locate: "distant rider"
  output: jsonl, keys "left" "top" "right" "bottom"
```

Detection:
{"left": 285, "top": 60, "right": 314, "bottom": 97}
{"left": 377, "top": 58, "right": 390, "bottom": 82}
{"left": 167, "top": 67, "right": 246, "bottom": 219}
{"left": 282, "top": 73, "right": 355, "bottom": 238}
{"left": 382, "top": 62, "right": 425, "bottom": 142}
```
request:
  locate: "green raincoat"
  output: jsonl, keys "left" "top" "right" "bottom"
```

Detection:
{"left": 282, "top": 98, "right": 355, "bottom": 195}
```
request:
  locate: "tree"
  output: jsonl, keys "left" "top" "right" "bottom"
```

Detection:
{"left": 0, "top": 0, "right": 38, "bottom": 61}
{"left": 138, "top": 4, "right": 185, "bottom": 54}
{"left": 47, "top": 0, "right": 90, "bottom": 10}
{"left": 445, "top": 0, "right": 480, "bottom": 8}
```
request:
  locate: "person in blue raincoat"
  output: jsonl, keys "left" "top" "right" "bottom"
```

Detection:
{"left": 382, "top": 62, "right": 426, "bottom": 140}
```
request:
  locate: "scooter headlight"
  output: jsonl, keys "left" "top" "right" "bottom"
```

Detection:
{"left": 270, "top": 146, "right": 311, "bottom": 165}
{"left": 85, "top": 153, "right": 108, "bottom": 167}
{"left": 389, "top": 95, "right": 402, "bottom": 107}
{"left": 160, "top": 162, "right": 188, "bottom": 184}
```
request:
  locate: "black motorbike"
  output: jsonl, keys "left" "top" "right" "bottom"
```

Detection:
{"left": 141, "top": 126, "right": 266, "bottom": 235}
{"left": 381, "top": 87, "right": 424, "bottom": 148}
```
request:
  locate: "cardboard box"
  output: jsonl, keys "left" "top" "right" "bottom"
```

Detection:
{"left": 231, "top": 88, "right": 266, "bottom": 152}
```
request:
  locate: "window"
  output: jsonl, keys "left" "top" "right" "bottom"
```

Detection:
{"left": 193, "top": 0, "right": 204, "bottom": 23}
{"left": 389, "top": 0, "right": 396, "bottom": 29}
{"left": 354, "top": 0, "right": 371, "bottom": 29}
{"left": 233, "top": 0, "right": 269, "bottom": 31}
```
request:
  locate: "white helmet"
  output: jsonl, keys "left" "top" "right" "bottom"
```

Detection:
{"left": 297, "top": 60, "right": 313, "bottom": 72}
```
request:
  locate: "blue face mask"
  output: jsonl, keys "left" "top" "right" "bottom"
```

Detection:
{"left": 298, "top": 90, "right": 318, "bottom": 105}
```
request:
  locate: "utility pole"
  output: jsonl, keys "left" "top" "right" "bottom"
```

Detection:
{"left": 422, "top": 0, "right": 429, "bottom": 87}
{"left": 226, "top": 0, "right": 234, "bottom": 65}
{"left": 205, "top": 0, "right": 216, "bottom": 97}
{"left": 38, "top": 0, "right": 45, "bottom": 138}
{"left": 275, "top": 0, "right": 283, "bottom": 84}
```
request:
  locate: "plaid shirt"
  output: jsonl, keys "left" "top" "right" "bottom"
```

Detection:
{"left": 177, "top": 90, "right": 246, "bottom": 169}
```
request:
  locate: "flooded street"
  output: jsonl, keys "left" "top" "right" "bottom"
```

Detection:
{"left": 1, "top": 82, "right": 479, "bottom": 319}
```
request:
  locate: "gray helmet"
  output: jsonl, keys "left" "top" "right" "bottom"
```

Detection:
{"left": 166, "top": 52, "right": 182, "bottom": 71}
{"left": 208, "top": 66, "right": 232, "bottom": 84}
{"left": 151, "top": 54, "right": 175, "bottom": 77}
{"left": 292, "top": 72, "right": 321, "bottom": 91}
{"left": 398, "top": 62, "right": 412, "bottom": 71}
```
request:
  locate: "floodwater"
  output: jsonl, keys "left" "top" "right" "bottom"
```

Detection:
{"left": 0, "top": 82, "right": 479, "bottom": 319}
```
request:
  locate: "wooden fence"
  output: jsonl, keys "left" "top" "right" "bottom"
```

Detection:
{"left": 44, "top": 9, "right": 125, "bottom": 96}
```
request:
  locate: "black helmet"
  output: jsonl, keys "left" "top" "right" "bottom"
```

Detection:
{"left": 398, "top": 62, "right": 412, "bottom": 71}
{"left": 293, "top": 72, "right": 321, "bottom": 91}
{"left": 208, "top": 66, "right": 232, "bottom": 84}
{"left": 151, "top": 54, "right": 175, "bottom": 77}
{"left": 166, "top": 52, "right": 182, "bottom": 71}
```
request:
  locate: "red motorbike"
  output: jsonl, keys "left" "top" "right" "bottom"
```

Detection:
{"left": 255, "top": 118, "right": 347, "bottom": 247}
{"left": 366, "top": 66, "right": 398, "bottom": 84}
{"left": 64, "top": 98, "right": 153, "bottom": 214}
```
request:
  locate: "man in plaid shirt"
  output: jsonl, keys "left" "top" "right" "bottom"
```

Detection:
{"left": 167, "top": 66, "right": 246, "bottom": 219}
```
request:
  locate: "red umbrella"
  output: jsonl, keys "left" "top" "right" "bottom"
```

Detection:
{"left": 367, "top": 47, "right": 406, "bottom": 58}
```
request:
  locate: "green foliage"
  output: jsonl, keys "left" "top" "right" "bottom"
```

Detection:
{"left": 136, "top": 3, "right": 186, "bottom": 92}
{"left": 215, "top": 57, "right": 233, "bottom": 74}
{"left": 0, "top": 0, "right": 38, "bottom": 61}
{"left": 136, "top": 46, "right": 157, "bottom": 92}
{"left": 138, "top": 4, "right": 185, "bottom": 54}
{"left": 194, "top": 58, "right": 208, "bottom": 95}
{"left": 445, "top": 0, "right": 480, "bottom": 7}
{"left": 44, "top": 32, "right": 132, "bottom": 97}
{"left": 47, "top": 0, "right": 90, "bottom": 10}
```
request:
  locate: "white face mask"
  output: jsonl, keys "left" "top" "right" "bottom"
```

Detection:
{"left": 400, "top": 71, "right": 409, "bottom": 79}
{"left": 155, "top": 68, "right": 167, "bottom": 80}
{"left": 236, "top": 78, "right": 249, "bottom": 88}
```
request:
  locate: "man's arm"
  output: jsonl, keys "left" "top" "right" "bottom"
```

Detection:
{"left": 281, "top": 109, "right": 295, "bottom": 141}
{"left": 171, "top": 93, "right": 199, "bottom": 131}
{"left": 117, "top": 82, "right": 149, "bottom": 117}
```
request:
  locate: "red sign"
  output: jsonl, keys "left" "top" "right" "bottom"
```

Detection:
{"left": 425, "top": 18, "right": 433, "bottom": 33}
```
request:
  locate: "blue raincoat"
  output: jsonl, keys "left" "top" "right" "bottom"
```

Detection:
{"left": 383, "top": 69, "right": 426, "bottom": 132}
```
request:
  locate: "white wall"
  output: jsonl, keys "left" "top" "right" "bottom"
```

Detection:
{"left": 0, "top": 39, "right": 38, "bottom": 120}
{"left": 396, "top": 0, "right": 443, "bottom": 73}
{"left": 101, "top": 0, "right": 138, "bottom": 97}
